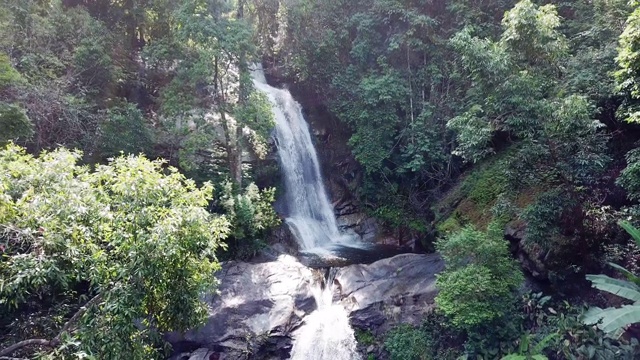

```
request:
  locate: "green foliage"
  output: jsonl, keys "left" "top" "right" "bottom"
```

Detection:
{"left": 219, "top": 181, "right": 280, "bottom": 260}
{"left": 616, "top": 4, "right": 640, "bottom": 101}
{"left": 519, "top": 292, "right": 640, "bottom": 360}
{"left": 436, "top": 223, "right": 524, "bottom": 331}
{"left": 355, "top": 329, "right": 376, "bottom": 346}
{"left": 437, "top": 215, "right": 462, "bottom": 235}
{"left": 0, "top": 144, "right": 229, "bottom": 359}
{"left": 72, "top": 28, "right": 117, "bottom": 98}
{"left": 97, "top": 102, "right": 153, "bottom": 158}
{"left": 384, "top": 324, "right": 430, "bottom": 360}
{"left": 501, "top": 0, "right": 567, "bottom": 64}
{"left": 583, "top": 221, "right": 640, "bottom": 337}
{"left": 461, "top": 159, "right": 510, "bottom": 208}
{"left": 335, "top": 69, "right": 406, "bottom": 174}
{"left": 521, "top": 189, "right": 574, "bottom": 250}
{"left": 500, "top": 333, "right": 557, "bottom": 360}
{"left": 0, "top": 103, "right": 33, "bottom": 145}
{"left": 616, "top": 148, "right": 640, "bottom": 201}
{"left": 447, "top": 105, "right": 494, "bottom": 163}
{"left": 0, "top": 54, "right": 23, "bottom": 88}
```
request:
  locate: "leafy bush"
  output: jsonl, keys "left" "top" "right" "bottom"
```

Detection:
{"left": 384, "top": 324, "right": 430, "bottom": 360}
{"left": 582, "top": 221, "right": 640, "bottom": 337}
{"left": 436, "top": 223, "right": 523, "bottom": 331}
{"left": 0, "top": 54, "right": 23, "bottom": 88}
{"left": 617, "top": 148, "right": 640, "bottom": 201}
{"left": 521, "top": 189, "right": 575, "bottom": 250}
{"left": 97, "top": 102, "right": 153, "bottom": 159}
{"left": 0, "top": 144, "right": 229, "bottom": 359}
{"left": 520, "top": 292, "right": 640, "bottom": 360}
{"left": 355, "top": 329, "right": 376, "bottom": 346}
{"left": 219, "top": 181, "right": 280, "bottom": 260}
{"left": 0, "top": 103, "right": 33, "bottom": 145}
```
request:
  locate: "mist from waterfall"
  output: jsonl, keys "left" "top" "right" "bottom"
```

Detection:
{"left": 252, "top": 66, "right": 361, "bottom": 360}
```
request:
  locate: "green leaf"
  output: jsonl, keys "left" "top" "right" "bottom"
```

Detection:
{"left": 607, "top": 262, "right": 640, "bottom": 286}
{"left": 586, "top": 274, "right": 640, "bottom": 302}
{"left": 582, "top": 305, "right": 640, "bottom": 335}
{"left": 618, "top": 220, "right": 640, "bottom": 247}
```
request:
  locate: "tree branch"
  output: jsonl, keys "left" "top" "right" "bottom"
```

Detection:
{"left": 0, "top": 339, "right": 51, "bottom": 357}
{"left": 0, "top": 294, "right": 102, "bottom": 357}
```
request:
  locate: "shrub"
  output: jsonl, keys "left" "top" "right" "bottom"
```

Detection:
{"left": 0, "top": 103, "right": 33, "bottom": 145}
{"left": 384, "top": 324, "right": 430, "bottom": 360}
{"left": 219, "top": 181, "right": 280, "bottom": 260}
{"left": 436, "top": 224, "right": 523, "bottom": 331}
{"left": 617, "top": 148, "right": 640, "bottom": 201}
{"left": 0, "top": 144, "right": 228, "bottom": 359}
{"left": 97, "top": 102, "right": 153, "bottom": 159}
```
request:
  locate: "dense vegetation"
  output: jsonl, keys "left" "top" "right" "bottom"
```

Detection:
{"left": 258, "top": 0, "right": 640, "bottom": 358}
{"left": 2, "top": 0, "right": 640, "bottom": 359}
{"left": 0, "top": 0, "right": 280, "bottom": 358}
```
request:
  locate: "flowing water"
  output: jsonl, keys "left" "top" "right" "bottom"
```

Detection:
{"left": 289, "top": 269, "right": 361, "bottom": 360}
{"left": 252, "top": 67, "right": 355, "bottom": 251}
{"left": 252, "top": 66, "right": 361, "bottom": 360}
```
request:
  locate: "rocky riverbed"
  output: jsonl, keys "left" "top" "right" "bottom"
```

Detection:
{"left": 167, "top": 252, "right": 443, "bottom": 360}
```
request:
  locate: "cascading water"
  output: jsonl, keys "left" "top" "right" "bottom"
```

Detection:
{"left": 289, "top": 269, "right": 361, "bottom": 360}
{"left": 252, "top": 67, "right": 353, "bottom": 251}
{"left": 252, "top": 66, "right": 361, "bottom": 360}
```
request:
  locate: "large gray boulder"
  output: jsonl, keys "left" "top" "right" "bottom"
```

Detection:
{"left": 168, "top": 255, "right": 317, "bottom": 359}
{"left": 334, "top": 253, "right": 444, "bottom": 334}
{"left": 170, "top": 253, "right": 445, "bottom": 359}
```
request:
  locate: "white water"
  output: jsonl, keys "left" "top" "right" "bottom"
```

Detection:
{"left": 290, "top": 269, "right": 361, "bottom": 360}
{"left": 252, "top": 66, "right": 361, "bottom": 360}
{"left": 252, "top": 67, "right": 355, "bottom": 251}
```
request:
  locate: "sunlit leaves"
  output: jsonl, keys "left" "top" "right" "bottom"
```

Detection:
{"left": 0, "top": 144, "right": 229, "bottom": 359}
{"left": 616, "top": 5, "right": 640, "bottom": 100}
{"left": 436, "top": 224, "right": 523, "bottom": 330}
{"left": 501, "top": 0, "right": 567, "bottom": 64}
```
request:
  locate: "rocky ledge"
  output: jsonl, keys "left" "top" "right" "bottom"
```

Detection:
{"left": 168, "top": 252, "right": 444, "bottom": 360}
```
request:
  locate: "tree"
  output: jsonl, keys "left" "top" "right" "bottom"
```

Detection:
{"left": 616, "top": 1, "right": 640, "bottom": 123}
{"left": 0, "top": 144, "right": 229, "bottom": 359}
{"left": 435, "top": 223, "right": 523, "bottom": 330}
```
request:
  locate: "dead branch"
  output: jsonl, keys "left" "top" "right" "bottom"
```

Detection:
{"left": 0, "top": 294, "right": 102, "bottom": 357}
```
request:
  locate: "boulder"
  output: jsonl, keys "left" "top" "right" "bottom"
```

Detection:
{"left": 168, "top": 253, "right": 446, "bottom": 359}
{"left": 505, "top": 220, "right": 548, "bottom": 280}
{"left": 167, "top": 255, "right": 317, "bottom": 359}
{"left": 336, "top": 212, "right": 379, "bottom": 242}
{"left": 334, "top": 253, "right": 444, "bottom": 334}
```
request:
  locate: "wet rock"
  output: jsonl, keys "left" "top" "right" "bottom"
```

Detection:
{"left": 188, "top": 348, "right": 214, "bottom": 360}
{"left": 166, "top": 255, "right": 316, "bottom": 359}
{"left": 334, "top": 253, "right": 444, "bottom": 334}
{"left": 505, "top": 220, "right": 548, "bottom": 280}
{"left": 336, "top": 213, "right": 379, "bottom": 242}
{"left": 168, "top": 254, "right": 444, "bottom": 359}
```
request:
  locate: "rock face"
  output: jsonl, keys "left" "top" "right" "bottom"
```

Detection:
{"left": 168, "top": 255, "right": 317, "bottom": 359}
{"left": 169, "top": 253, "right": 445, "bottom": 359}
{"left": 505, "top": 220, "right": 548, "bottom": 280}
{"left": 334, "top": 253, "right": 444, "bottom": 335}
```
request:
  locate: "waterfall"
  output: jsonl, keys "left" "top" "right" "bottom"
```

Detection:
{"left": 289, "top": 269, "right": 361, "bottom": 360}
{"left": 252, "top": 66, "right": 361, "bottom": 360}
{"left": 252, "top": 67, "right": 353, "bottom": 251}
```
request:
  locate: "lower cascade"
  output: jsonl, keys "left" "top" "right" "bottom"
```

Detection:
{"left": 252, "top": 66, "right": 361, "bottom": 359}
{"left": 290, "top": 270, "right": 361, "bottom": 360}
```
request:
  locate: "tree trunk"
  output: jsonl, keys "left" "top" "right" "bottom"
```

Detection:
{"left": 232, "top": 0, "right": 248, "bottom": 187}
